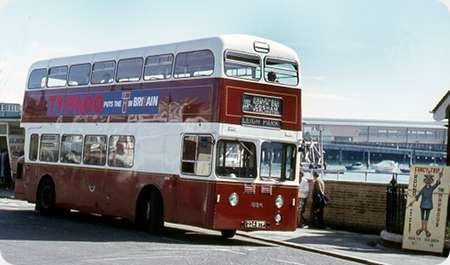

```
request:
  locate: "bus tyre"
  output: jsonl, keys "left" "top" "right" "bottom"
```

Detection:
{"left": 36, "top": 178, "right": 56, "bottom": 214}
{"left": 221, "top": 230, "right": 236, "bottom": 239}
{"left": 138, "top": 191, "right": 164, "bottom": 235}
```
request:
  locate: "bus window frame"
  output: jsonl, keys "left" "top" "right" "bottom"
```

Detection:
{"left": 46, "top": 65, "right": 69, "bottom": 88}
{"left": 39, "top": 134, "right": 60, "bottom": 163}
{"left": 107, "top": 135, "right": 135, "bottom": 168}
{"left": 215, "top": 138, "right": 258, "bottom": 180}
{"left": 180, "top": 133, "right": 214, "bottom": 178}
{"left": 68, "top": 63, "right": 92, "bottom": 87}
{"left": 28, "top": 68, "right": 48, "bottom": 90}
{"left": 173, "top": 49, "right": 215, "bottom": 79}
{"left": 260, "top": 140, "right": 297, "bottom": 182}
{"left": 143, "top": 53, "right": 174, "bottom": 82}
{"left": 116, "top": 57, "right": 144, "bottom": 83}
{"left": 29, "top": 133, "right": 39, "bottom": 161}
{"left": 60, "top": 134, "right": 83, "bottom": 165}
{"left": 82, "top": 134, "right": 107, "bottom": 166}
{"left": 263, "top": 56, "right": 299, "bottom": 86}
{"left": 91, "top": 60, "right": 117, "bottom": 85}
{"left": 223, "top": 49, "right": 262, "bottom": 81}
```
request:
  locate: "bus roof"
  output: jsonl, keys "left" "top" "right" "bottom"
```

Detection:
{"left": 29, "top": 34, "right": 300, "bottom": 73}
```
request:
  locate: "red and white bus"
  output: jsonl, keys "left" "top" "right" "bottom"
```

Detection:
{"left": 15, "top": 35, "right": 302, "bottom": 238}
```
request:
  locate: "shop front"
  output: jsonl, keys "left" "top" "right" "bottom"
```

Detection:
{"left": 0, "top": 103, "right": 24, "bottom": 186}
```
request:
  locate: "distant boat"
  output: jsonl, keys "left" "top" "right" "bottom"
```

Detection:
{"left": 399, "top": 164, "right": 410, "bottom": 173}
{"left": 373, "top": 160, "right": 399, "bottom": 173}
{"left": 345, "top": 162, "right": 364, "bottom": 170}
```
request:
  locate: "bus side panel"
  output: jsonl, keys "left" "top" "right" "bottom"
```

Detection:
{"left": 213, "top": 182, "right": 298, "bottom": 231}
{"left": 173, "top": 179, "right": 216, "bottom": 228}
{"left": 22, "top": 78, "right": 221, "bottom": 124}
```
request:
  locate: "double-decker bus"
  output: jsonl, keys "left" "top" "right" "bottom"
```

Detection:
{"left": 15, "top": 35, "right": 302, "bottom": 238}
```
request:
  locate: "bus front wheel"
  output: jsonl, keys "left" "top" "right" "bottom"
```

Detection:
{"left": 36, "top": 177, "right": 56, "bottom": 214}
{"left": 221, "top": 230, "right": 236, "bottom": 239}
{"left": 137, "top": 191, "right": 164, "bottom": 235}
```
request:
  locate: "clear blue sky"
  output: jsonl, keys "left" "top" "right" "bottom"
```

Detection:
{"left": 0, "top": 0, "right": 449, "bottom": 121}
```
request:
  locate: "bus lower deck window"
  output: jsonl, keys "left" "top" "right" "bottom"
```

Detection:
{"left": 181, "top": 135, "right": 213, "bottom": 176}
{"left": 39, "top": 134, "right": 60, "bottom": 162}
{"left": 83, "top": 135, "right": 107, "bottom": 166}
{"left": 60, "top": 135, "right": 83, "bottom": 164}
{"left": 108, "top": 135, "right": 134, "bottom": 168}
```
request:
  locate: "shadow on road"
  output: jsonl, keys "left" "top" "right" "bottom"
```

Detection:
{"left": 0, "top": 208, "right": 269, "bottom": 247}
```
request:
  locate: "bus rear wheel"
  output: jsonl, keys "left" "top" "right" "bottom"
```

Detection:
{"left": 137, "top": 191, "right": 164, "bottom": 235}
{"left": 36, "top": 178, "right": 56, "bottom": 214}
{"left": 221, "top": 230, "right": 236, "bottom": 239}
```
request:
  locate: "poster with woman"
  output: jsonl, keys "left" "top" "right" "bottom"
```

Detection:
{"left": 402, "top": 165, "right": 449, "bottom": 254}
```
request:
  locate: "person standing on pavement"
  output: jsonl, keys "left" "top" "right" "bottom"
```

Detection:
{"left": 312, "top": 170, "right": 327, "bottom": 228}
{"left": 0, "top": 149, "right": 5, "bottom": 186}
{"left": 298, "top": 170, "right": 309, "bottom": 227}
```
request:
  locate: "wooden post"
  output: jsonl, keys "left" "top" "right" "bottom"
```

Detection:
{"left": 447, "top": 114, "right": 449, "bottom": 166}
{"left": 447, "top": 106, "right": 450, "bottom": 166}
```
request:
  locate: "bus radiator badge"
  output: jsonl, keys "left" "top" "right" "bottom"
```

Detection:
{"left": 88, "top": 185, "right": 96, "bottom": 193}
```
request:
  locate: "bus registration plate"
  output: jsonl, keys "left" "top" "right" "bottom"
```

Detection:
{"left": 244, "top": 220, "right": 266, "bottom": 229}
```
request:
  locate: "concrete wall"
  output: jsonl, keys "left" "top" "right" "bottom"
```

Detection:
{"left": 304, "top": 180, "right": 387, "bottom": 233}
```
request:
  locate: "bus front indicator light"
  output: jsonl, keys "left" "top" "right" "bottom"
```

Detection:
{"left": 275, "top": 195, "right": 284, "bottom": 209}
{"left": 229, "top": 192, "right": 239, "bottom": 207}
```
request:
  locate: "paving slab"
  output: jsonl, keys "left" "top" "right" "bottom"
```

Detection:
{"left": 244, "top": 227, "right": 448, "bottom": 265}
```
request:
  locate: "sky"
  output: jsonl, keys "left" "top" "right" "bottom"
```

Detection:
{"left": 0, "top": 0, "right": 449, "bottom": 121}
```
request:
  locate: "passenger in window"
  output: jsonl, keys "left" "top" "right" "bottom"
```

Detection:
{"left": 110, "top": 141, "right": 132, "bottom": 167}
{"left": 267, "top": 71, "right": 278, "bottom": 82}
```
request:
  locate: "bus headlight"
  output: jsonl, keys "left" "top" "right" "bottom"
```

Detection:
{"left": 229, "top": 192, "right": 239, "bottom": 207}
{"left": 275, "top": 195, "right": 284, "bottom": 209}
{"left": 275, "top": 213, "right": 282, "bottom": 223}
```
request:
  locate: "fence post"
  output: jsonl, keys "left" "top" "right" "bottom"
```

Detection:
{"left": 386, "top": 173, "right": 407, "bottom": 234}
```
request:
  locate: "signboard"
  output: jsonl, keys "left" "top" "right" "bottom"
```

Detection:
{"left": 0, "top": 103, "right": 21, "bottom": 118}
{"left": 242, "top": 116, "right": 280, "bottom": 129}
{"left": 47, "top": 89, "right": 160, "bottom": 116}
{"left": 242, "top": 94, "right": 282, "bottom": 117}
{"left": 402, "top": 165, "right": 450, "bottom": 254}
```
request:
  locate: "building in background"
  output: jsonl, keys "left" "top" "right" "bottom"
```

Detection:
{"left": 303, "top": 117, "right": 447, "bottom": 166}
{"left": 0, "top": 103, "right": 24, "bottom": 180}
{"left": 431, "top": 90, "right": 450, "bottom": 166}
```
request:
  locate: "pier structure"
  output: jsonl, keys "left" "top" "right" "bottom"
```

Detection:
{"left": 303, "top": 117, "right": 448, "bottom": 166}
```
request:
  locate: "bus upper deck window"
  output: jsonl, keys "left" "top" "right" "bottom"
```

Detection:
{"left": 144, "top": 54, "right": 173, "bottom": 81}
{"left": 47, "top": 66, "right": 68, "bottom": 88}
{"left": 174, "top": 50, "right": 214, "bottom": 78}
{"left": 224, "top": 50, "right": 261, "bottom": 80}
{"left": 91, "top": 61, "right": 116, "bottom": 84}
{"left": 28, "top": 68, "right": 47, "bottom": 89}
{"left": 264, "top": 57, "right": 298, "bottom": 86}
{"left": 68, "top": 63, "right": 91, "bottom": 86}
{"left": 116, "top": 58, "right": 143, "bottom": 83}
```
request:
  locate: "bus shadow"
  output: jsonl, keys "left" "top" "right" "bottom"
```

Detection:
{"left": 0, "top": 208, "right": 268, "bottom": 247}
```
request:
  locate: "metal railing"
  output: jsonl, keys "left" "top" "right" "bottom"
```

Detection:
{"left": 386, "top": 174, "right": 407, "bottom": 234}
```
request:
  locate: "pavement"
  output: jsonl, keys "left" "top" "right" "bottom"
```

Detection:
{"left": 0, "top": 188, "right": 448, "bottom": 265}
{"left": 241, "top": 227, "right": 448, "bottom": 265}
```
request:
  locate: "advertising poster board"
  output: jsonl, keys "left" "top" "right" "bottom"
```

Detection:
{"left": 402, "top": 165, "right": 450, "bottom": 254}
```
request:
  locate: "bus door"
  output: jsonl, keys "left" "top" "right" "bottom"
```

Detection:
{"left": 176, "top": 135, "right": 215, "bottom": 227}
